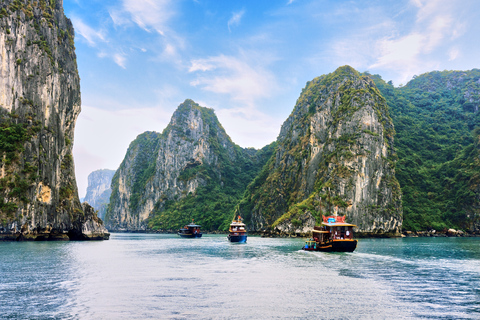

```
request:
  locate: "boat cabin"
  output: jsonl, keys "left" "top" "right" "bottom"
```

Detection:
{"left": 312, "top": 215, "right": 356, "bottom": 242}
{"left": 185, "top": 224, "right": 201, "bottom": 234}
{"left": 304, "top": 215, "right": 358, "bottom": 252}
{"left": 228, "top": 216, "right": 248, "bottom": 243}
{"left": 178, "top": 223, "right": 202, "bottom": 238}
{"left": 230, "top": 224, "right": 246, "bottom": 232}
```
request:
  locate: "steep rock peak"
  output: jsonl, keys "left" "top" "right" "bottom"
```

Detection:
{"left": 289, "top": 66, "right": 368, "bottom": 120}
{"left": 165, "top": 99, "right": 230, "bottom": 141}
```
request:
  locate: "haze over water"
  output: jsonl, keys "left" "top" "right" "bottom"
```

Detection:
{"left": 1, "top": 234, "right": 479, "bottom": 319}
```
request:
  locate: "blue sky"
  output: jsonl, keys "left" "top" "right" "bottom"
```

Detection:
{"left": 68, "top": 0, "right": 480, "bottom": 197}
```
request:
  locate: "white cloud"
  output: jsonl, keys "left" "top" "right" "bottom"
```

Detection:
{"left": 370, "top": 33, "right": 423, "bottom": 69}
{"left": 70, "top": 16, "right": 106, "bottom": 46}
{"left": 189, "top": 54, "right": 277, "bottom": 106}
{"left": 110, "top": 0, "right": 185, "bottom": 65}
{"left": 423, "top": 15, "right": 452, "bottom": 53}
{"left": 228, "top": 9, "right": 245, "bottom": 32}
{"left": 415, "top": 0, "right": 443, "bottom": 22}
{"left": 448, "top": 47, "right": 459, "bottom": 61}
{"left": 96, "top": 51, "right": 127, "bottom": 69}
{"left": 113, "top": 53, "right": 127, "bottom": 68}
{"left": 189, "top": 60, "right": 215, "bottom": 72}
{"left": 216, "top": 106, "right": 281, "bottom": 149}
{"left": 368, "top": 0, "right": 466, "bottom": 84}
{"left": 108, "top": 8, "right": 132, "bottom": 27}
{"left": 164, "top": 43, "right": 176, "bottom": 56}
{"left": 409, "top": 0, "right": 422, "bottom": 8}
{"left": 120, "top": 0, "right": 175, "bottom": 34}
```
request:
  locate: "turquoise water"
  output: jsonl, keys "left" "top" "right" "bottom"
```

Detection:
{"left": 1, "top": 234, "right": 479, "bottom": 319}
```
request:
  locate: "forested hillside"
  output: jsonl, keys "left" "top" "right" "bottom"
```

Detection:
{"left": 371, "top": 70, "right": 480, "bottom": 232}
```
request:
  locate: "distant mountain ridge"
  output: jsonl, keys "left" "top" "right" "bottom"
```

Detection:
{"left": 84, "top": 169, "right": 115, "bottom": 220}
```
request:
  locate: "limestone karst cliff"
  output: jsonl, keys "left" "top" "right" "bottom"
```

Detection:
{"left": 237, "top": 66, "right": 403, "bottom": 236}
{"left": 0, "top": 0, "right": 108, "bottom": 240}
{"left": 105, "top": 99, "right": 274, "bottom": 231}
{"left": 83, "top": 169, "right": 115, "bottom": 220}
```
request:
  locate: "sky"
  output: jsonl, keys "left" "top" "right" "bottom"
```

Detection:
{"left": 66, "top": 0, "right": 480, "bottom": 198}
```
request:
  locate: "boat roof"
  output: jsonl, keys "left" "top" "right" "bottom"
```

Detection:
{"left": 230, "top": 221, "right": 246, "bottom": 226}
{"left": 186, "top": 224, "right": 201, "bottom": 227}
{"left": 312, "top": 230, "right": 330, "bottom": 233}
{"left": 321, "top": 222, "right": 357, "bottom": 227}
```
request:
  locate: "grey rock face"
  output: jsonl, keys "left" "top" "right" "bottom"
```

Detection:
{"left": 72, "top": 202, "right": 109, "bottom": 240}
{"left": 239, "top": 66, "right": 403, "bottom": 236}
{"left": 83, "top": 169, "right": 115, "bottom": 220}
{"left": 0, "top": 0, "right": 108, "bottom": 240}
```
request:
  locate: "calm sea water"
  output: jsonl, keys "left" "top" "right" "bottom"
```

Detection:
{"left": 1, "top": 234, "right": 479, "bottom": 319}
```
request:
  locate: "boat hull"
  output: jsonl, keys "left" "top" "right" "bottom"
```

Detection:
{"left": 303, "top": 239, "right": 357, "bottom": 252}
{"left": 228, "top": 234, "right": 247, "bottom": 243}
{"left": 178, "top": 233, "right": 202, "bottom": 238}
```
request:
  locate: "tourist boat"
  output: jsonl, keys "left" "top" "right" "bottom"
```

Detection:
{"left": 302, "top": 215, "right": 357, "bottom": 252}
{"left": 227, "top": 216, "right": 247, "bottom": 243}
{"left": 177, "top": 221, "right": 202, "bottom": 238}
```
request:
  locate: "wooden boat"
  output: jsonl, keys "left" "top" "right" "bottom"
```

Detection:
{"left": 227, "top": 216, "right": 247, "bottom": 243}
{"left": 302, "top": 215, "right": 357, "bottom": 252}
{"left": 177, "top": 221, "right": 202, "bottom": 238}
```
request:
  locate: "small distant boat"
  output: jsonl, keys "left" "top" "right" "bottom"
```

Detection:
{"left": 227, "top": 216, "right": 247, "bottom": 243}
{"left": 178, "top": 221, "right": 202, "bottom": 238}
{"left": 303, "top": 215, "right": 357, "bottom": 252}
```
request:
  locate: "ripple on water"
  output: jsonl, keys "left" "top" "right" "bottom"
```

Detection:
{"left": 1, "top": 235, "right": 479, "bottom": 319}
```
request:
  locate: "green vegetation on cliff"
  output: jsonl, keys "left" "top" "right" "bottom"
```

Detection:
{"left": 237, "top": 66, "right": 402, "bottom": 234}
{"left": 0, "top": 113, "right": 42, "bottom": 223}
{"left": 371, "top": 70, "right": 480, "bottom": 231}
{"left": 148, "top": 142, "right": 275, "bottom": 231}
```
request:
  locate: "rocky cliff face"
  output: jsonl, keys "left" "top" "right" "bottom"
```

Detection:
{"left": 237, "top": 66, "right": 403, "bottom": 236}
{"left": 105, "top": 99, "right": 273, "bottom": 231}
{"left": 0, "top": 0, "right": 108, "bottom": 240}
{"left": 83, "top": 169, "right": 115, "bottom": 220}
